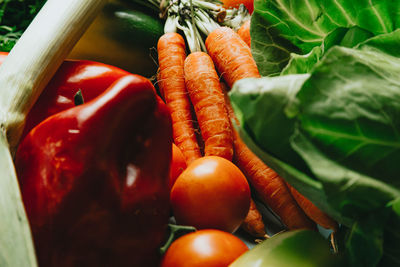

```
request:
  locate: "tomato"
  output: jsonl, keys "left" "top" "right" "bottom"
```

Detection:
{"left": 169, "top": 143, "right": 187, "bottom": 189}
{"left": 161, "top": 229, "right": 249, "bottom": 267}
{"left": 223, "top": 0, "right": 254, "bottom": 14}
{"left": 170, "top": 156, "right": 251, "bottom": 233}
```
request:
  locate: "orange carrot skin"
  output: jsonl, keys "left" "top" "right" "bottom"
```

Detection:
{"left": 205, "top": 27, "right": 260, "bottom": 88}
{"left": 286, "top": 182, "right": 338, "bottom": 231}
{"left": 233, "top": 130, "right": 316, "bottom": 230}
{"left": 237, "top": 20, "right": 251, "bottom": 47}
{"left": 158, "top": 33, "right": 202, "bottom": 165}
{"left": 184, "top": 52, "right": 233, "bottom": 161}
{"left": 241, "top": 198, "right": 266, "bottom": 238}
{"left": 221, "top": 82, "right": 314, "bottom": 230}
{"left": 220, "top": 82, "right": 239, "bottom": 125}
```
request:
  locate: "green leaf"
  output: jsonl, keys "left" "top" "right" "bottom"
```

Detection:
{"left": 230, "top": 75, "right": 310, "bottom": 171}
{"left": 344, "top": 212, "right": 388, "bottom": 267}
{"left": 291, "top": 46, "right": 400, "bottom": 189}
{"left": 230, "top": 75, "right": 347, "bottom": 225}
{"left": 235, "top": 125, "right": 346, "bottom": 225}
{"left": 280, "top": 46, "right": 322, "bottom": 75}
{"left": 380, "top": 198, "right": 400, "bottom": 266}
{"left": 291, "top": 129, "right": 400, "bottom": 218}
{"left": 324, "top": 26, "right": 373, "bottom": 49}
{"left": 280, "top": 26, "right": 374, "bottom": 75}
{"left": 240, "top": 1, "right": 400, "bottom": 264}
{"left": 338, "top": 26, "right": 373, "bottom": 48}
{"left": 230, "top": 46, "right": 400, "bottom": 265}
{"left": 356, "top": 29, "right": 400, "bottom": 57}
{"left": 251, "top": 0, "right": 400, "bottom": 75}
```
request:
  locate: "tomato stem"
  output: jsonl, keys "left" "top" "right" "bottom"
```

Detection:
{"left": 159, "top": 223, "right": 197, "bottom": 255}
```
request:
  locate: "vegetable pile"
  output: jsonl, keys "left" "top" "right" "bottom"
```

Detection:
{"left": 154, "top": 4, "right": 340, "bottom": 265}
{"left": 0, "top": 0, "right": 399, "bottom": 266}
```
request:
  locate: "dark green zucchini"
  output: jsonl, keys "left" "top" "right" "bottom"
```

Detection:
{"left": 69, "top": 0, "right": 164, "bottom": 77}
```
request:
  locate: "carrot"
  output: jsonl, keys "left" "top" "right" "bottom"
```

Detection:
{"left": 220, "top": 85, "right": 315, "bottom": 230}
{"left": 237, "top": 20, "right": 251, "bottom": 47}
{"left": 285, "top": 182, "right": 338, "bottom": 231}
{"left": 157, "top": 33, "right": 202, "bottom": 165}
{"left": 232, "top": 130, "right": 316, "bottom": 230}
{"left": 241, "top": 198, "right": 267, "bottom": 238}
{"left": 220, "top": 81, "right": 237, "bottom": 116}
{"left": 205, "top": 26, "right": 260, "bottom": 88}
{"left": 184, "top": 51, "right": 233, "bottom": 161}
{"left": 223, "top": 85, "right": 266, "bottom": 237}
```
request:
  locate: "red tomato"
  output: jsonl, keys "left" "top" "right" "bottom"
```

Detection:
{"left": 161, "top": 229, "right": 249, "bottom": 267}
{"left": 223, "top": 0, "right": 254, "bottom": 14}
{"left": 169, "top": 143, "right": 187, "bottom": 189}
{"left": 170, "top": 156, "right": 251, "bottom": 233}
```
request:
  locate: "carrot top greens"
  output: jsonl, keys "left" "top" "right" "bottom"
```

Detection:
{"left": 131, "top": 0, "right": 249, "bottom": 52}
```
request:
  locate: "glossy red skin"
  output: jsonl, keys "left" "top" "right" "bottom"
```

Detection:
{"left": 15, "top": 75, "right": 172, "bottom": 267}
{"left": 170, "top": 156, "right": 251, "bottom": 233}
{"left": 0, "top": 52, "right": 129, "bottom": 139}
{"left": 22, "top": 59, "right": 129, "bottom": 138}
{"left": 161, "top": 229, "right": 249, "bottom": 267}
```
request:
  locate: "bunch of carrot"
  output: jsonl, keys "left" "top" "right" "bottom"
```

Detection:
{"left": 156, "top": 24, "right": 337, "bottom": 238}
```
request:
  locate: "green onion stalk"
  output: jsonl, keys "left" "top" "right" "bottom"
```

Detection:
{"left": 133, "top": 0, "right": 250, "bottom": 52}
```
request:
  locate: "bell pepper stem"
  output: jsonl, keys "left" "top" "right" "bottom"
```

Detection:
{"left": 74, "top": 89, "right": 85, "bottom": 106}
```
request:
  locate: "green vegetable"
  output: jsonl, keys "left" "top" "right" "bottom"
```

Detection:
{"left": 102, "top": 2, "right": 163, "bottom": 48}
{"left": 230, "top": 230, "right": 339, "bottom": 267}
{"left": 280, "top": 47, "right": 322, "bottom": 76}
{"left": 250, "top": 0, "right": 400, "bottom": 76}
{"left": 231, "top": 1, "right": 400, "bottom": 265}
{"left": 0, "top": 0, "right": 46, "bottom": 51}
{"left": 69, "top": 0, "right": 164, "bottom": 76}
{"left": 230, "top": 46, "right": 400, "bottom": 266}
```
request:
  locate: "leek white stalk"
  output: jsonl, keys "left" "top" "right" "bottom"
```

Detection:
{"left": 0, "top": 0, "right": 107, "bottom": 266}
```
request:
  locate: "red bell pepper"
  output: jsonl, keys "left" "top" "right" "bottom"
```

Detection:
{"left": 14, "top": 57, "right": 172, "bottom": 266}
{"left": 0, "top": 51, "right": 130, "bottom": 139}
{"left": 23, "top": 60, "right": 131, "bottom": 138}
